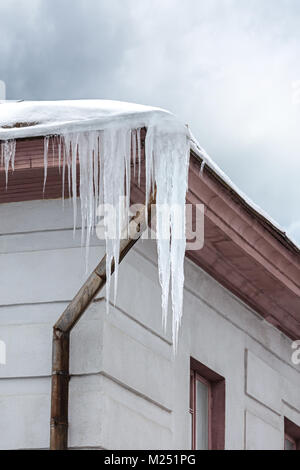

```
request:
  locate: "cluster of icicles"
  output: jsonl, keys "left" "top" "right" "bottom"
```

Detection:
{"left": 0, "top": 126, "right": 190, "bottom": 350}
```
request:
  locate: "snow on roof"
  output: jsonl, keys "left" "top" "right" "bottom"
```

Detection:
{"left": 0, "top": 99, "right": 298, "bottom": 250}
{"left": 0, "top": 99, "right": 184, "bottom": 139}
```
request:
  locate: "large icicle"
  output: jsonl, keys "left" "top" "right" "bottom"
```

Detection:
{"left": 0, "top": 139, "right": 16, "bottom": 187}
{"left": 146, "top": 126, "right": 190, "bottom": 350}
{"left": 0, "top": 123, "right": 190, "bottom": 350}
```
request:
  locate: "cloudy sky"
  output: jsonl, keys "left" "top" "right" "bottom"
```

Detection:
{"left": 0, "top": 0, "right": 299, "bottom": 243}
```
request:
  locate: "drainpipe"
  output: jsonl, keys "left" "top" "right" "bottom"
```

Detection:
{"left": 50, "top": 199, "right": 154, "bottom": 450}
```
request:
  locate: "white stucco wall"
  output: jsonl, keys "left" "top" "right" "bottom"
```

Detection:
{"left": 0, "top": 199, "right": 299, "bottom": 450}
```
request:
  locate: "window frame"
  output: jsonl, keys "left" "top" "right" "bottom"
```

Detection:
{"left": 284, "top": 418, "right": 300, "bottom": 450}
{"left": 190, "top": 358, "right": 225, "bottom": 451}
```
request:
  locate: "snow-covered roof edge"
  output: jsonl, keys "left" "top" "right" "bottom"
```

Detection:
{"left": 0, "top": 100, "right": 185, "bottom": 140}
{"left": 0, "top": 99, "right": 298, "bottom": 251}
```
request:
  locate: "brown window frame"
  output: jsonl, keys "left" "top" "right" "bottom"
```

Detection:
{"left": 190, "top": 357, "right": 225, "bottom": 450}
{"left": 284, "top": 418, "right": 300, "bottom": 450}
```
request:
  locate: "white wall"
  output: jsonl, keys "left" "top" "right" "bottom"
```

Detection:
{"left": 0, "top": 199, "right": 299, "bottom": 450}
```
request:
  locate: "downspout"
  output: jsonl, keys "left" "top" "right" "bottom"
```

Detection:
{"left": 50, "top": 199, "right": 154, "bottom": 450}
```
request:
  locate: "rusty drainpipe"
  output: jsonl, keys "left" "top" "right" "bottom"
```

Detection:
{"left": 50, "top": 198, "right": 154, "bottom": 450}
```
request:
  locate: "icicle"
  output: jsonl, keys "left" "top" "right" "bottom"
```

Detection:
{"left": 58, "top": 135, "right": 62, "bottom": 174}
{"left": 61, "top": 137, "right": 66, "bottom": 206}
{"left": 0, "top": 140, "right": 16, "bottom": 188}
{"left": 145, "top": 126, "right": 154, "bottom": 224}
{"left": 93, "top": 134, "right": 99, "bottom": 228}
{"left": 131, "top": 129, "right": 136, "bottom": 179}
{"left": 43, "top": 137, "right": 49, "bottom": 193}
{"left": 146, "top": 127, "right": 190, "bottom": 349}
{"left": 102, "top": 127, "right": 130, "bottom": 310}
{"left": 10, "top": 142, "right": 15, "bottom": 173}
{"left": 66, "top": 140, "right": 71, "bottom": 200}
{"left": 125, "top": 129, "right": 131, "bottom": 240}
{"left": 137, "top": 128, "right": 141, "bottom": 187}
{"left": 52, "top": 138, "right": 55, "bottom": 166}
{"left": 169, "top": 140, "right": 190, "bottom": 353}
{"left": 59, "top": 134, "right": 75, "bottom": 234}
{"left": 86, "top": 132, "right": 96, "bottom": 266}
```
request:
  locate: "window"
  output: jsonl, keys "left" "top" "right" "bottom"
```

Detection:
{"left": 284, "top": 418, "right": 300, "bottom": 450}
{"left": 190, "top": 358, "right": 225, "bottom": 450}
{"left": 190, "top": 370, "right": 211, "bottom": 449}
{"left": 285, "top": 434, "right": 296, "bottom": 451}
